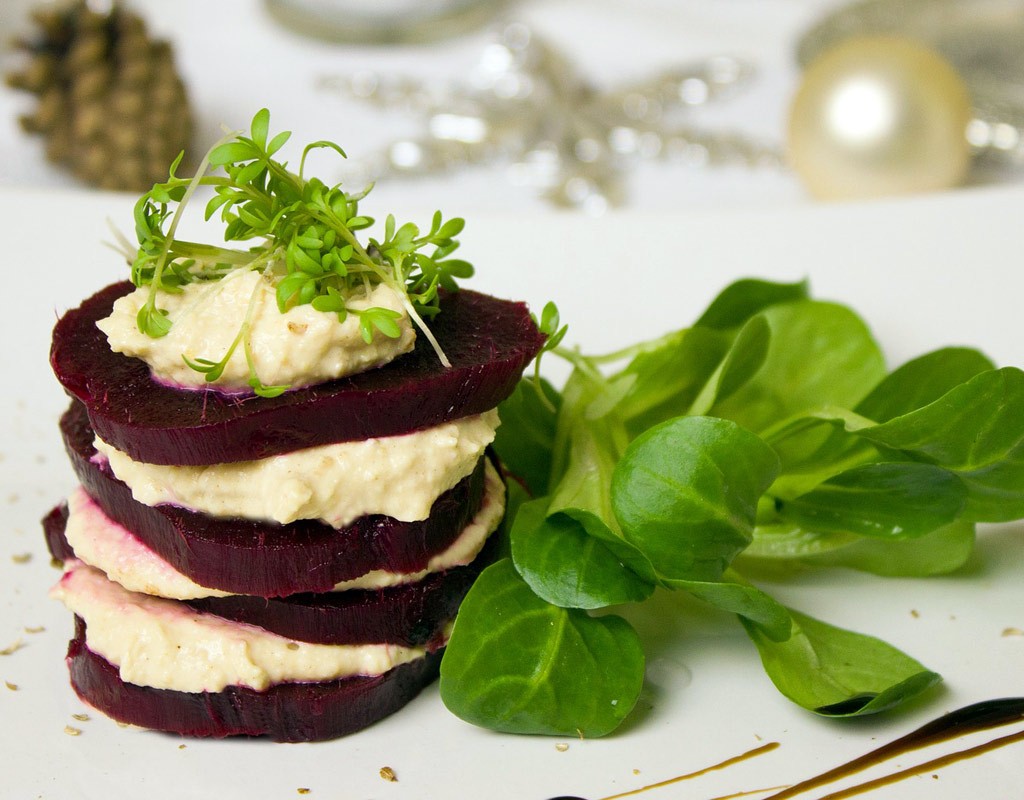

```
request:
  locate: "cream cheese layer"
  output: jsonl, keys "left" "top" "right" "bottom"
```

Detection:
{"left": 52, "top": 561, "right": 431, "bottom": 693}
{"left": 97, "top": 270, "right": 416, "bottom": 391}
{"left": 93, "top": 409, "right": 500, "bottom": 527}
{"left": 62, "top": 460, "right": 505, "bottom": 599}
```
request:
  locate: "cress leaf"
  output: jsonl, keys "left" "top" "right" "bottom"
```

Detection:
{"left": 777, "top": 462, "right": 967, "bottom": 539}
{"left": 695, "top": 277, "right": 810, "bottom": 330}
{"left": 611, "top": 416, "right": 780, "bottom": 582}
{"left": 439, "top": 559, "right": 645, "bottom": 736}
{"left": 250, "top": 107, "right": 270, "bottom": 149}
{"left": 492, "top": 378, "right": 561, "bottom": 497}
{"left": 740, "top": 608, "right": 941, "bottom": 716}
{"left": 857, "top": 367, "right": 1024, "bottom": 522}
{"left": 711, "top": 300, "right": 886, "bottom": 434}
{"left": 510, "top": 500, "right": 654, "bottom": 609}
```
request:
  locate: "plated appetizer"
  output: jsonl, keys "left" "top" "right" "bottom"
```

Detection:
{"left": 45, "top": 110, "right": 546, "bottom": 741}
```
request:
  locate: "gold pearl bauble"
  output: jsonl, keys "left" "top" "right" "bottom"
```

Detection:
{"left": 788, "top": 35, "right": 973, "bottom": 201}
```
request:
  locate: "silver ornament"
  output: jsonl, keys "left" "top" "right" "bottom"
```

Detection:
{"left": 317, "top": 22, "right": 783, "bottom": 210}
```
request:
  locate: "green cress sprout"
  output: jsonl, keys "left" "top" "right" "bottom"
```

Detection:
{"left": 129, "top": 108, "right": 473, "bottom": 397}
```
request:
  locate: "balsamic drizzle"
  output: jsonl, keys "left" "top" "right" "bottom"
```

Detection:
{"left": 600, "top": 743, "right": 780, "bottom": 800}
{"left": 544, "top": 697, "right": 1024, "bottom": 800}
{"left": 543, "top": 742, "right": 780, "bottom": 800}
{"left": 762, "top": 697, "right": 1024, "bottom": 800}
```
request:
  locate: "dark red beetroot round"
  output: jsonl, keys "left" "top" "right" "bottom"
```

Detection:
{"left": 66, "top": 617, "right": 442, "bottom": 742}
{"left": 45, "top": 505, "right": 498, "bottom": 646}
{"left": 182, "top": 540, "right": 495, "bottom": 646}
{"left": 60, "top": 400, "right": 489, "bottom": 597}
{"left": 51, "top": 283, "right": 545, "bottom": 465}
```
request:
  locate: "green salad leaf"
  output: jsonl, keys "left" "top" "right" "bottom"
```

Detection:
{"left": 741, "top": 609, "right": 941, "bottom": 717}
{"left": 612, "top": 416, "right": 779, "bottom": 582}
{"left": 439, "top": 560, "right": 644, "bottom": 737}
{"left": 439, "top": 276, "right": 1024, "bottom": 737}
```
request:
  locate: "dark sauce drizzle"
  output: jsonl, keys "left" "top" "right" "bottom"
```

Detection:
{"left": 545, "top": 742, "right": 779, "bottom": 800}
{"left": 546, "top": 697, "right": 1024, "bottom": 800}
{"left": 762, "top": 697, "right": 1024, "bottom": 800}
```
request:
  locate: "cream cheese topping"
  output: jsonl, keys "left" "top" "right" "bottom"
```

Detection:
{"left": 63, "top": 460, "right": 505, "bottom": 600}
{"left": 93, "top": 409, "right": 500, "bottom": 527}
{"left": 96, "top": 269, "right": 416, "bottom": 390}
{"left": 52, "top": 561, "right": 431, "bottom": 693}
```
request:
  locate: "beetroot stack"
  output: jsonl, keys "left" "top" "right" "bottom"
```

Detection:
{"left": 45, "top": 280, "right": 545, "bottom": 741}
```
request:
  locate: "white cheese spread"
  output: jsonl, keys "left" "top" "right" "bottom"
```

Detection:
{"left": 52, "top": 561, "right": 431, "bottom": 693}
{"left": 96, "top": 269, "right": 416, "bottom": 390}
{"left": 93, "top": 409, "right": 500, "bottom": 527}
{"left": 62, "top": 460, "right": 504, "bottom": 600}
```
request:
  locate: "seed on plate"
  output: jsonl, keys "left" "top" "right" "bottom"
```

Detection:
{"left": 555, "top": 743, "right": 569, "bottom": 752}
{"left": 25, "top": 626, "right": 45, "bottom": 634}
{"left": 11, "top": 553, "right": 31, "bottom": 564}
{"left": 0, "top": 639, "right": 25, "bottom": 656}
{"left": 379, "top": 766, "right": 398, "bottom": 782}
{"left": 4, "top": 681, "right": 17, "bottom": 691}
{"left": 64, "top": 725, "right": 82, "bottom": 736}
{"left": 72, "top": 713, "right": 90, "bottom": 722}
{"left": 1002, "top": 627, "right": 1023, "bottom": 637}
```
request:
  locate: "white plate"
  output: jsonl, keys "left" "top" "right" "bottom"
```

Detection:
{"left": 3, "top": 185, "right": 1023, "bottom": 800}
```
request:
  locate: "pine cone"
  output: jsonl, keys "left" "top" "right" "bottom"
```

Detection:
{"left": 5, "top": 1, "right": 193, "bottom": 191}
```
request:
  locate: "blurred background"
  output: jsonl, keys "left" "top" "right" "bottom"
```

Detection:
{"left": 1, "top": 0, "right": 1022, "bottom": 212}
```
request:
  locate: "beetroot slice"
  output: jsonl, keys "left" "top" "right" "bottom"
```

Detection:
{"left": 43, "top": 503, "right": 75, "bottom": 563}
{"left": 45, "top": 506, "right": 498, "bottom": 646}
{"left": 60, "top": 400, "right": 488, "bottom": 598}
{"left": 66, "top": 617, "right": 441, "bottom": 742}
{"left": 51, "top": 282, "right": 545, "bottom": 465}
{"left": 183, "top": 538, "right": 497, "bottom": 646}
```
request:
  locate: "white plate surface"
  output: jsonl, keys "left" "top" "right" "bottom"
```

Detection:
{"left": 2, "top": 185, "right": 1023, "bottom": 800}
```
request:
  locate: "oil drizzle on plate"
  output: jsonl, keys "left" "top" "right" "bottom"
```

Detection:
{"left": 544, "top": 741, "right": 779, "bottom": 800}
{"left": 763, "top": 697, "right": 1024, "bottom": 800}
{"left": 546, "top": 697, "right": 1024, "bottom": 800}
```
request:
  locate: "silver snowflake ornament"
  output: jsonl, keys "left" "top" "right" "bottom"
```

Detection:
{"left": 319, "top": 22, "right": 782, "bottom": 210}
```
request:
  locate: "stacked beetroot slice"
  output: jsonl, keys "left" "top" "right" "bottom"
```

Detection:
{"left": 46, "top": 281, "right": 545, "bottom": 741}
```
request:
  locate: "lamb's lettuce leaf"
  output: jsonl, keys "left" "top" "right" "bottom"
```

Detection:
{"left": 442, "top": 277, "right": 1024, "bottom": 738}
{"left": 439, "top": 559, "right": 644, "bottom": 737}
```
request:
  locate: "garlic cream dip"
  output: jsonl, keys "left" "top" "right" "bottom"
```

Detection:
{"left": 62, "top": 461, "right": 505, "bottom": 600}
{"left": 96, "top": 269, "right": 416, "bottom": 390}
{"left": 52, "top": 561, "right": 430, "bottom": 693}
{"left": 93, "top": 409, "right": 500, "bottom": 527}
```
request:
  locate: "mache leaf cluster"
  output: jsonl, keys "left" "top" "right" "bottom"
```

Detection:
{"left": 439, "top": 278, "right": 1024, "bottom": 737}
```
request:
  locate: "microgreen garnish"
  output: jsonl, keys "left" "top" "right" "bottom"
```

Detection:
{"left": 529, "top": 301, "right": 568, "bottom": 408}
{"left": 130, "top": 108, "right": 473, "bottom": 394}
{"left": 440, "top": 277, "right": 1024, "bottom": 737}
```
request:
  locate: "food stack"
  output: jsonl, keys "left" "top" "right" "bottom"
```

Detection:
{"left": 44, "top": 277, "right": 544, "bottom": 741}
